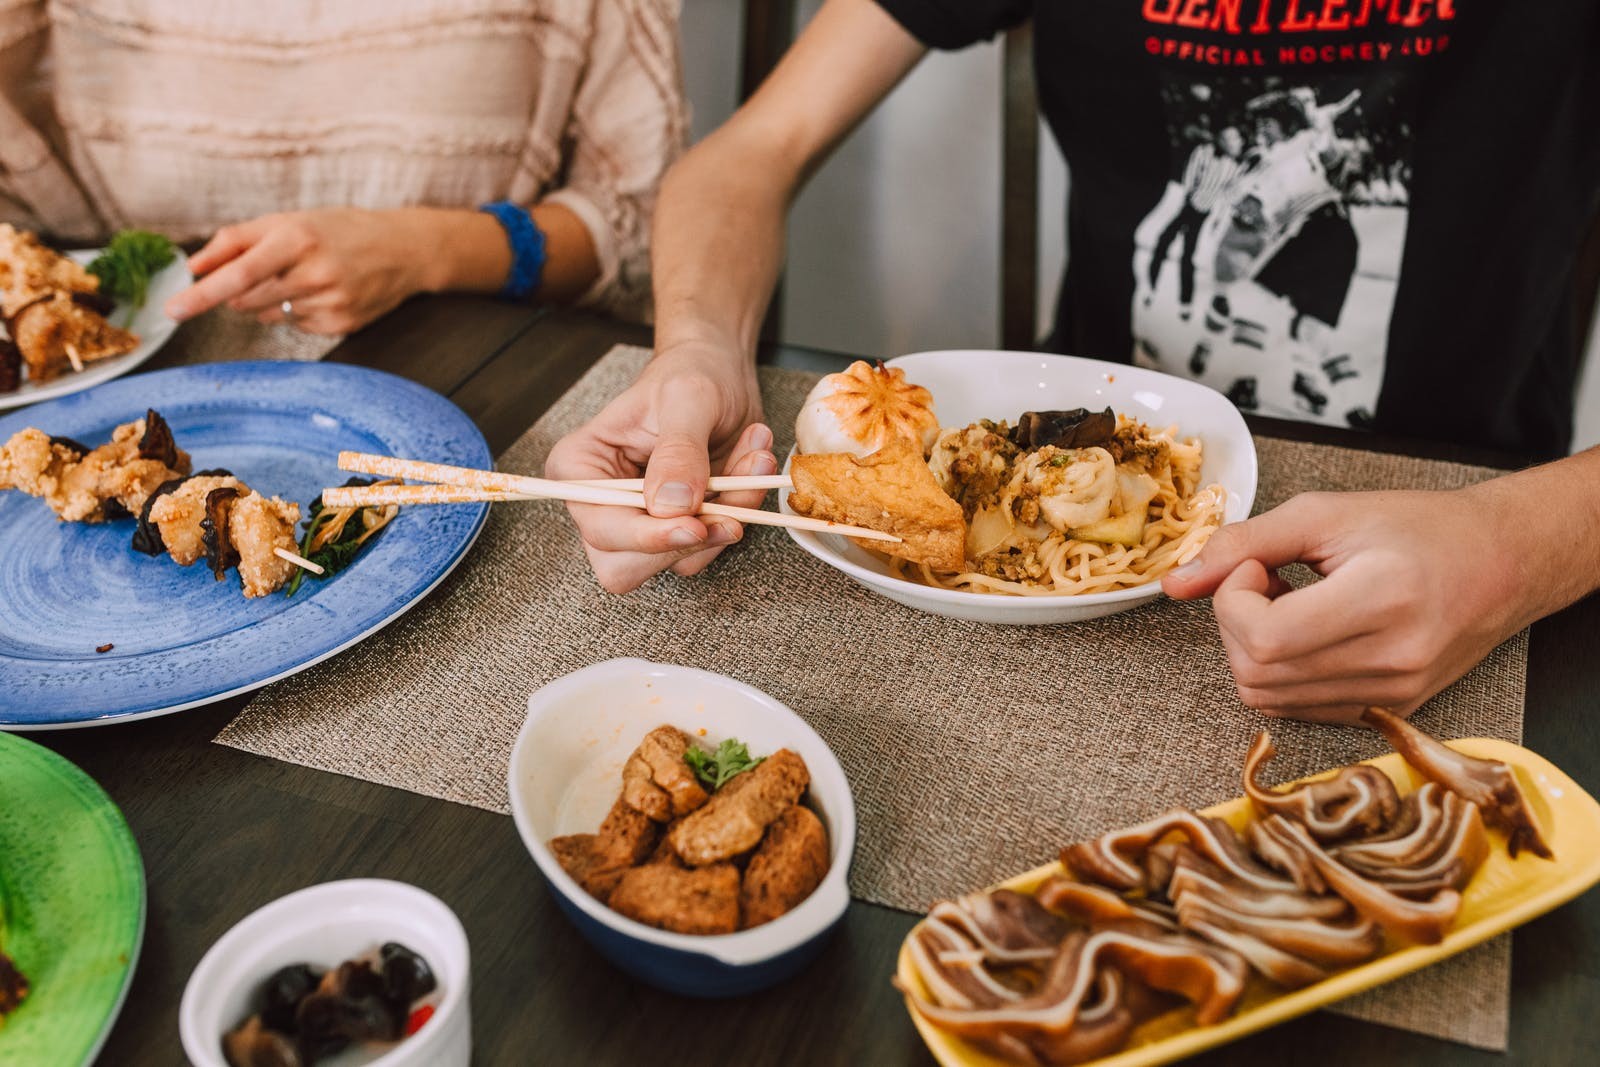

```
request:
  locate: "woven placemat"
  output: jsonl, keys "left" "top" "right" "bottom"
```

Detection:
{"left": 218, "top": 345, "right": 1526, "bottom": 1049}
{"left": 145, "top": 308, "right": 339, "bottom": 371}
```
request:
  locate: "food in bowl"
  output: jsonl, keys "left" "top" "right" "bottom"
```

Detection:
{"left": 550, "top": 725, "right": 831, "bottom": 935}
{"left": 787, "top": 361, "right": 1226, "bottom": 595}
{"left": 897, "top": 708, "right": 1553, "bottom": 1065}
{"left": 221, "top": 942, "right": 438, "bottom": 1067}
{"left": 793, "top": 359, "right": 940, "bottom": 458}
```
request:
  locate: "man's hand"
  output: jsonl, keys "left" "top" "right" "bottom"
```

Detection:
{"left": 1162, "top": 487, "right": 1529, "bottom": 723}
{"left": 545, "top": 342, "right": 774, "bottom": 593}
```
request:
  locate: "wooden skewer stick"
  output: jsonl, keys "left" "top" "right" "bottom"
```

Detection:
{"left": 64, "top": 342, "right": 84, "bottom": 373}
{"left": 273, "top": 546, "right": 325, "bottom": 574}
{"left": 331, "top": 452, "right": 901, "bottom": 543}
{"left": 568, "top": 475, "right": 793, "bottom": 493}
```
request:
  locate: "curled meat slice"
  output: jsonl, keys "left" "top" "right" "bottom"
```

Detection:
{"left": 1161, "top": 844, "right": 1347, "bottom": 922}
{"left": 905, "top": 917, "right": 1037, "bottom": 1011}
{"left": 1361, "top": 707, "right": 1552, "bottom": 860}
{"left": 1243, "top": 730, "right": 1400, "bottom": 842}
{"left": 1062, "top": 809, "right": 1298, "bottom": 895}
{"left": 1332, "top": 783, "right": 1489, "bottom": 896}
{"left": 903, "top": 922, "right": 1248, "bottom": 1044}
{"left": 1034, "top": 877, "right": 1178, "bottom": 932}
{"left": 928, "top": 889, "right": 1072, "bottom": 966}
{"left": 1253, "top": 815, "right": 1461, "bottom": 944}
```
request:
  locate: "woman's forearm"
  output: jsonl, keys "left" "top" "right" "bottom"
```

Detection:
{"left": 403, "top": 204, "right": 599, "bottom": 302}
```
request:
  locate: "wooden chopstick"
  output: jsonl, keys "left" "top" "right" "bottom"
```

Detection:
{"left": 569, "top": 474, "right": 792, "bottom": 493}
{"left": 333, "top": 452, "right": 900, "bottom": 543}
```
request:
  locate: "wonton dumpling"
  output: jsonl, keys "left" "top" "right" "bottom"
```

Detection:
{"left": 794, "top": 360, "right": 939, "bottom": 457}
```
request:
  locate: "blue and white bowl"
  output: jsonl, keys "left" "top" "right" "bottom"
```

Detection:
{"left": 507, "top": 659, "right": 856, "bottom": 998}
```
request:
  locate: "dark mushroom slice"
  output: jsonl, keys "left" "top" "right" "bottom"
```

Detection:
{"left": 1011, "top": 407, "right": 1117, "bottom": 450}
{"left": 134, "top": 468, "right": 231, "bottom": 556}
{"left": 295, "top": 960, "right": 404, "bottom": 1058}
{"left": 379, "top": 942, "right": 436, "bottom": 1006}
{"left": 0, "top": 339, "right": 20, "bottom": 392}
{"left": 47, "top": 433, "right": 93, "bottom": 458}
{"left": 221, "top": 1014, "right": 302, "bottom": 1067}
{"left": 201, "top": 485, "right": 242, "bottom": 581}
{"left": 70, "top": 289, "right": 117, "bottom": 317}
{"left": 257, "top": 962, "right": 322, "bottom": 1034}
{"left": 137, "top": 408, "right": 182, "bottom": 467}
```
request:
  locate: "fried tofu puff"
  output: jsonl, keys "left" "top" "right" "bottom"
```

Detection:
{"left": 228, "top": 492, "right": 301, "bottom": 598}
{"left": 608, "top": 863, "right": 742, "bottom": 935}
{"left": 740, "top": 805, "right": 831, "bottom": 928}
{"left": 551, "top": 798, "right": 662, "bottom": 901}
{"left": 10, "top": 292, "right": 137, "bottom": 382}
{"left": 0, "top": 415, "right": 190, "bottom": 521}
{"left": 622, "top": 725, "right": 710, "bottom": 822}
{"left": 669, "top": 749, "right": 811, "bottom": 867}
{"left": 149, "top": 475, "right": 244, "bottom": 565}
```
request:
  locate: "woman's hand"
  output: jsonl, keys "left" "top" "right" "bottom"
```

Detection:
{"left": 545, "top": 341, "right": 774, "bottom": 593}
{"left": 1162, "top": 486, "right": 1532, "bottom": 724}
{"left": 164, "top": 208, "right": 447, "bottom": 334}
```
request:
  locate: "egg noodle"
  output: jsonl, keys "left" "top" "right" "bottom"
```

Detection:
{"left": 884, "top": 427, "right": 1227, "bottom": 597}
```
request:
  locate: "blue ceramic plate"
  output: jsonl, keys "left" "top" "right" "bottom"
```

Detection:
{"left": 0, "top": 361, "right": 489, "bottom": 729}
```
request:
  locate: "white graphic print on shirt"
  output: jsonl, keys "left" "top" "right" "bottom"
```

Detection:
{"left": 1131, "top": 74, "right": 1414, "bottom": 429}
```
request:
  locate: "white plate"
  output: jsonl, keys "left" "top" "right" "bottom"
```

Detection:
{"left": 0, "top": 246, "right": 191, "bottom": 410}
{"left": 779, "top": 349, "right": 1258, "bottom": 626}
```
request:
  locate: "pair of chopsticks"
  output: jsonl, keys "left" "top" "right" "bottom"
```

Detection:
{"left": 318, "top": 451, "right": 902, "bottom": 544}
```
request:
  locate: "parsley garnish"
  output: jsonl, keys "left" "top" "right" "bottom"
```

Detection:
{"left": 87, "top": 230, "right": 177, "bottom": 313}
{"left": 684, "top": 738, "right": 765, "bottom": 791}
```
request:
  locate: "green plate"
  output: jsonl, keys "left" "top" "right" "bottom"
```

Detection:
{"left": 0, "top": 733, "right": 144, "bottom": 1065}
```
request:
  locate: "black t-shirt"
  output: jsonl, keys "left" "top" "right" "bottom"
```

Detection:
{"left": 874, "top": 0, "right": 1600, "bottom": 457}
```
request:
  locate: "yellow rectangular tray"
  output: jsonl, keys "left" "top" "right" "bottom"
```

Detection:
{"left": 897, "top": 738, "right": 1600, "bottom": 1067}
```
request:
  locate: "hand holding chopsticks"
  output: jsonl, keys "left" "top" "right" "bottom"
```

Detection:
{"left": 328, "top": 451, "right": 902, "bottom": 544}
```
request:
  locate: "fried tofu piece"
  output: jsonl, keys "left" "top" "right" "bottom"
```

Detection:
{"left": 669, "top": 749, "right": 811, "bottom": 867}
{"left": 788, "top": 437, "right": 966, "bottom": 571}
{"left": 0, "top": 416, "right": 190, "bottom": 521}
{"left": 0, "top": 427, "right": 79, "bottom": 500}
{"left": 608, "top": 863, "right": 741, "bottom": 935}
{"left": 549, "top": 798, "right": 661, "bottom": 901}
{"left": 740, "top": 805, "right": 831, "bottom": 928}
{"left": 229, "top": 491, "right": 301, "bottom": 598}
{"left": 10, "top": 292, "right": 137, "bottom": 382}
{"left": 622, "top": 725, "right": 710, "bottom": 822}
{"left": 149, "top": 475, "right": 244, "bottom": 564}
{"left": 0, "top": 224, "right": 98, "bottom": 313}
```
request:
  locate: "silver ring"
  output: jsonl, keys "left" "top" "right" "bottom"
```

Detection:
{"left": 280, "top": 298, "right": 296, "bottom": 323}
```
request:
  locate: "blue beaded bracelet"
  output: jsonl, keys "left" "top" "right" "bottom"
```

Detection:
{"left": 478, "top": 200, "right": 547, "bottom": 300}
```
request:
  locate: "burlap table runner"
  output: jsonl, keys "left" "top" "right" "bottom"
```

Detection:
{"left": 145, "top": 307, "right": 339, "bottom": 371}
{"left": 218, "top": 344, "right": 1527, "bottom": 1050}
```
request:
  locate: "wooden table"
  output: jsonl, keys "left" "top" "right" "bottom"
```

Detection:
{"left": 32, "top": 298, "right": 1600, "bottom": 1065}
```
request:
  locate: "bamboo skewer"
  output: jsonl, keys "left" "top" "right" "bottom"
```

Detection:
{"left": 273, "top": 546, "right": 325, "bottom": 574}
{"left": 332, "top": 451, "right": 899, "bottom": 544}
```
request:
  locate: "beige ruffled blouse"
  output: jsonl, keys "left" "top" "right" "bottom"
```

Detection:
{"left": 0, "top": 0, "right": 688, "bottom": 321}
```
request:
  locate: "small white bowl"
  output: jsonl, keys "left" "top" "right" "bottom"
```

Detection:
{"left": 179, "top": 879, "right": 470, "bottom": 1067}
{"left": 780, "top": 349, "right": 1259, "bottom": 625}
{"left": 507, "top": 658, "right": 856, "bottom": 997}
